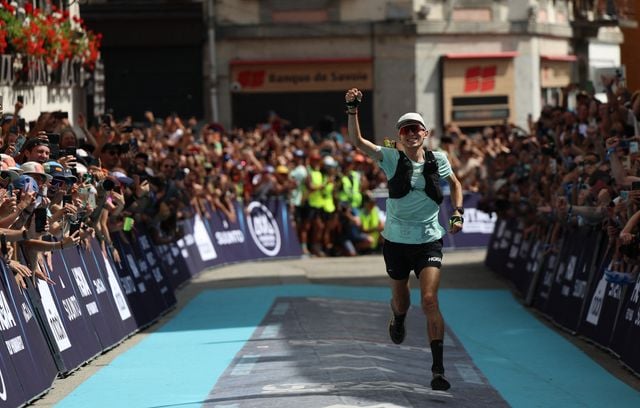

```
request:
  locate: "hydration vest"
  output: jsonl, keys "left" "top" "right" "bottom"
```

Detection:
{"left": 387, "top": 149, "right": 443, "bottom": 204}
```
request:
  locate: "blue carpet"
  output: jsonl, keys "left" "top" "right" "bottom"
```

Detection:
{"left": 56, "top": 285, "right": 640, "bottom": 408}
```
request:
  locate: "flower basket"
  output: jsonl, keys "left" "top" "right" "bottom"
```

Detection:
{"left": 0, "top": 1, "right": 101, "bottom": 86}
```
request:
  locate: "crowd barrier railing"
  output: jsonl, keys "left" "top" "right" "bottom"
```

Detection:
{"left": 485, "top": 218, "right": 640, "bottom": 377}
{"left": 0, "top": 197, "right": 302, "bottom": 407}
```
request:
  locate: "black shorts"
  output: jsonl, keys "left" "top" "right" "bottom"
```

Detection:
{"left": 294, "top": 204, "right": 310, "bottom": 223}
{"left": 382, "top": 239, "right": 443, "bottom": 280}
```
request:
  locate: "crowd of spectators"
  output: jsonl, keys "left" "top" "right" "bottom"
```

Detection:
{"left": 461, "top": 76, "right": 640, "bottom": 284}
{"left": 1, "top": 74, "right": 638, "bottom": 291}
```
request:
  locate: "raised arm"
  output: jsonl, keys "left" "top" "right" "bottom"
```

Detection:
{"left": 345, "top": 88, "right": 382, "bottom": 161}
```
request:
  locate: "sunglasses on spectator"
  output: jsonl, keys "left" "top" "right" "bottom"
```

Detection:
{"left": 584, "top": 160, "right": 598, "bottom": 165}
{"left": 399, "top": 124, "right": 425, "bottom": 135}
{"left": 51, "top": 179, "right": 66, "bottom": 188}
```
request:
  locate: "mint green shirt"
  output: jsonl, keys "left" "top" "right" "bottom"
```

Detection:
{"left": 377, "top": 146, "right": 452, "bottom": 244}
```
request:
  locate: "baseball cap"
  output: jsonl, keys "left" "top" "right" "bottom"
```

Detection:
{"left": 111, "top": 171, "right": 134, "bottom": 185}
{"left": 396, "top": 112, "right": 427, "bottom": 130}
{"left": 293, "top": 149, "right": 305, "bottom": 158}
{"left": 44, "top": 161, "right": 65, "bottom": 179}
{"left": 21, "top": 137, "right": 49, "bottom": 153}
{"left": 276, "top": 165, "right": 289, "bottom": 175}
{"left": 323, "top": 156, "right": 338, "bottom": 168}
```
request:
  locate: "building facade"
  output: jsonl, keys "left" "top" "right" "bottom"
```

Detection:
{"left": 83, "top": 0, "right": 636, "bottom": 141}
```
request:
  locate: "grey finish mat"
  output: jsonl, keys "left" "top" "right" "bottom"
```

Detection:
{"left": 204, "top": 297, "right": 509, "bottom": 407}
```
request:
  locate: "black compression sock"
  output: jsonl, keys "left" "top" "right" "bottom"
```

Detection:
{"left": 430, "top": 339, "right": 444, "bottom": 374}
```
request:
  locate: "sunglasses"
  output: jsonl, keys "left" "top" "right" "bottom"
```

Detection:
{"left": 399, "top": 124, "right": 425, "bottom": 135}
{"left": 584, "top": 160, "right": 598, "bottom": 166}
{"left": 51, "top": 178, "right": 67, "bottom": 188}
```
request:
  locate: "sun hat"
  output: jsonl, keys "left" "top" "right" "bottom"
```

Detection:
{"left": 20, "top": 161, "right": 52, "bottom": 182}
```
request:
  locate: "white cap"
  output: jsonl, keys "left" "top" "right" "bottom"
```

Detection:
{"left": 396, "top": 112, "right": 427, "bottom": 130}
{"left": 323, "top": 156, "right": 338, "bottom": 168}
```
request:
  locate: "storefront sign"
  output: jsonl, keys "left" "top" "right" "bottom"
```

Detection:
{"left": 230, "top": 58, "right": 372, "bottom": 93}
{"left": 442, "top": 54, "right": 515, "bottom": 126}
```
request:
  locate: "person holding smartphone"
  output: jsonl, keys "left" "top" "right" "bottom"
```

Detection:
{"left": 345, "top": 88, "right": 464, "bottom": 391}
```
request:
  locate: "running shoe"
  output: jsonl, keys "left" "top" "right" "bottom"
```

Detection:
{"left": 431, "top": 372, "right": 451, "bottom": 391}
{"left": 388, "top": 303, "right": 406, "bottom": 344}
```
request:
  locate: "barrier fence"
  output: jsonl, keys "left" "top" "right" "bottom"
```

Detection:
{"left": 0, "top": 198, "right": 302, "bottom": 407}
{"left": 485, "top": 218, "right": 640, "bottom": 377}
{"left": 0, "top": 193, "right": 495, "bottom": 407}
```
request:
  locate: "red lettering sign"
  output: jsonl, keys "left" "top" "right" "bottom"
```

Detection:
{"left": 464, "top": 65, "right": 497, "bottom": 93}
{"left": 237, "top": 70, "right": 266, "bottom": 88}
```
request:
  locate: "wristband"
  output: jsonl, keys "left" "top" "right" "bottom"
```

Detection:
{"left": 346, "top": 109, "right": 358, "bottom": 115}
{"left": 345, "top": 94, "right": 362, "bottom": 110}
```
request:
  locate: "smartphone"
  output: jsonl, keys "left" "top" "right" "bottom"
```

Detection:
{"left": 632, "top": 181, "right": 640, "bottom": 191}
{"left": 46, "top": 133, "right": 60, "bottom": 145}
{"left": 60, "top": 147, "right": 76, "bottom": 157}
{"left": 122, "top": 126, "right": 134, "bottom": 133}
{"left": 17, "top": 95, "right": 23, "bottom": 104}
{"left": 63, "top": 194, "right": 73, "bottom": 205}
{"left": 34, "top": 207, "right": 47, "bottom": 233}
{"left": 630, "top": 141, "right": 639, "bottom": 154}
{"left": 129, "top": 137, "right": 139, "bottom": 153}
{"left": 18, "top": 118, "right": 25, "bottom": 132}
{"left": 69, "top": 221, "right": 81, "bottom": 235}
{"left": 101, "top": 114, "right": 112, "bottom": 125}
{"left": 13, "top": 135, "right": 26, "bottom": 157}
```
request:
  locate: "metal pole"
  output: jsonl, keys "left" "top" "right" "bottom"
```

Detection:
{"left": 207, "top": 0, "right": 219, "bottom": 123}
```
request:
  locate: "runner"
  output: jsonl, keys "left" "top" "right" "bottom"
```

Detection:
{"left": 344, "top": 87, "right": 464, "bottom": 391}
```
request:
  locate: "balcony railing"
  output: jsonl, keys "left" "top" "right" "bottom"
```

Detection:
{"left": 572, "top": 0, "right": 637, "bottom": 26}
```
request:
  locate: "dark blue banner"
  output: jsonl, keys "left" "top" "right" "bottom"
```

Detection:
{"left": 83, "top": 243, "right": 139, "bottom": 338}
{"left": 131, "top": 232, "right": 176, "bottom": 311}
{"left": 577, "top": 250, "right": 623, "bottom": 349}
{"left": 113, "top": 232, "right": 168, "bottom": 328}
{"left": 484, "top": 218, "right": 518, "bottom": 277}
{"left": 35, "top": 251, "right": 103, "bottom": 375}
{"left": 609, "top": 273, "right": 640, "bottom": 371}
{"left": 0, "top": 338, "right": 26, "bottom": 408}
{"left": 0, "top": 261, "right": 57, "bottom": 405}
{"left": 545, "top": 227, "right": 602, "bottom": 333}
{"left": 153, "top": 242, "right": 192, "bottom": 290}
{"left": 54, "top": 248, "right": 123, "bottom": 351}
{"left": 511, "top": 235, "right": 541, "bottom": 298}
